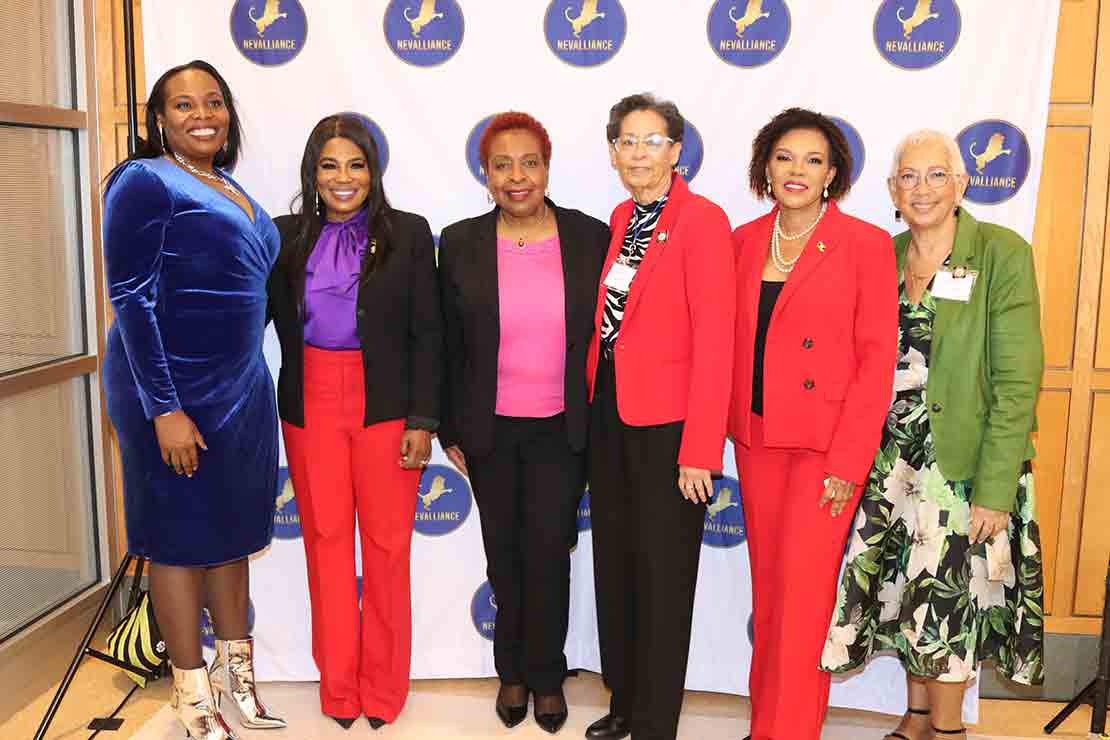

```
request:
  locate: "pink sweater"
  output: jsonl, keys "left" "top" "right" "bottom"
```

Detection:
{"left": 495, "top": 235, "right": 566, "bottom": 417}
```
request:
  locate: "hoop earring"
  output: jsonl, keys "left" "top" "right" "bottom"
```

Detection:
{"left": 894, "top": 209, "right": 902, "bottom": 221}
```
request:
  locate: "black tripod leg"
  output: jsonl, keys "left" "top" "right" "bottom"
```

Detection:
{"left": 32, "top": 553, "right": 134, "bottom": 740}
{"left": 1044, "top": 680, "right": 1094, "bottom": 734}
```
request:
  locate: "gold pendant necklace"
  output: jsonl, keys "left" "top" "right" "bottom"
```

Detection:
{"left": 501, "top": 203, "right": 549, "bottom": 250}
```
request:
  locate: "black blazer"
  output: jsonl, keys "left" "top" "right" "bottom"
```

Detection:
{"left": 438, "top": 201, "right": 609, "bottom": 456}
{"left": 267, "top": 210, "right": 442, "bottom": 428}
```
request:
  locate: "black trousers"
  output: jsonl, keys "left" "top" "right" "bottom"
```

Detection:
{"left": 589, "top": 356, "right": 706, "bottom": 740}
{"left": 466, "top": 413, "right": 583, "bottom": 694}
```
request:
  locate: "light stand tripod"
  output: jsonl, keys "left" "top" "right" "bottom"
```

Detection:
{"left": 1044, "top": 555, "right": 1109, "bottom": 738}
{"left": 32, "top": 554, "right": 160, "bottom": 740}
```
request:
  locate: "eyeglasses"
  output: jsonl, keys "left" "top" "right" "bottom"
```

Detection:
{"left": 611, "top": 133, "right": 675, "bottom": 155}
{"left": 894, "top": 167, "right": 958, "bottom": 190}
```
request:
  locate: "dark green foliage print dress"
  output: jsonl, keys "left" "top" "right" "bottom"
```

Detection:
{"left": 819, "top": 281, "right": 1044, "bottom": 685}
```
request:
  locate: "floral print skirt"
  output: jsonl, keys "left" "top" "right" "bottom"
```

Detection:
{"left": 820, "top": 288, "right": 1044, "bottom": 685}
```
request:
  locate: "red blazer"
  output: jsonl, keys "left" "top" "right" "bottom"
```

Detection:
{"left": 728, "top": 202, "right": 898, "bottom": 485}
{"left": 586, "top": 175, "right": 736, "bottom": 471}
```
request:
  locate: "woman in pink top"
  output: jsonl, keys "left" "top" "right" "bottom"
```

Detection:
{"left": 439, "top": 111, "right": 609, "bottom": 734}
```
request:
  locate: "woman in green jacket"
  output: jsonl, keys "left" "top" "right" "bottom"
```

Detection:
{"left": 820, "top": 129, "right": 1045, "bottom": 740}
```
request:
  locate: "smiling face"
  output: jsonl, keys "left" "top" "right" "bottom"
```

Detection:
{"left": 609, "top": 109, "right": 682, "bottom": 203}
{"left": 889, "top": 138, "right": 967, "bottom": 231}
{"left": 765, "top": 127, "right": 836, "bottom": 213}
{"left": 485, "top": 128, "right": 549, "bottom": 220}
{"left": 157, "top": 68, "right": 230, "bottom": 167}
{"left": 316, "top": 136, "right": 372, "bottom": 222}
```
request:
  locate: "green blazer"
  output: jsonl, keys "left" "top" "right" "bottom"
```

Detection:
{"left": 894, "top": 209, "right": 1043, "bottom": 512}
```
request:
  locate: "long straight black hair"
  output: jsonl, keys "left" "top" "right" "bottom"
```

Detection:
{"left": 283, "top": 113, "right": 393, "bottom": 297}
{"left": 108, "top": 59, "right": 243, "bottom": 182}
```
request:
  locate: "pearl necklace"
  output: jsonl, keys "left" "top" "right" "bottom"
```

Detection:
{"left": 771, "top": 202, "right": 827, "bottom": 273}
{"left": 500, "top": 203, "right": 548, "bottom": 249}
{"left": 173, "top": 152, "right": 239, "bottom": 196}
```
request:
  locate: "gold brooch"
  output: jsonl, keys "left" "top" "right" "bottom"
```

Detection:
{"left": 657, "top": 231, "right": 668, "bottom": 243}
{"left": 816, "top": 241, "right": 826, "bottom": 253}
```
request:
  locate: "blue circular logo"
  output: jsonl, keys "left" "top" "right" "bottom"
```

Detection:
{"left": 544, "top": 1, "right": 627, "bottom": 67}
{"left": 470, "top": 581, "right": 497, "bottom": 641}
{"left": 576, "top": 488, "right": 592, "bottom": 532}
{"left": 340, "top": 113, "right": 391, "bottom": 175}
{"left": 701, "top": 476, "right": 747, "bottom": 548}
{"left": 707, "top": 0, "right": 791, "bottom": 68}
{"left": 465, "top": 115, "right": 495, "bottom": 186}
{"left": 272, "top": 467, "right": 301, "bottom": 540}
{"left": 201, "top": 601, "right": 255, "bottom": 649}
{"left": 874, "top": 0, "right": 961, "bottom": 70}
{"left": 414, "top": 464, "right": 472, "bottom": 536}
{"left": 676, "top": 120, "right": 704, "bottom": 183}
{"left": 829, "top": 116, "right": 865, "bottom": 186}
{"left": 957, "top": 120, "right": 1031, "bottom": 205}
{"left": 383, "top": 0, "right": 464, "bottom": 67}
{"left": 229, "top": 0, "right": 308, "bottom": 67}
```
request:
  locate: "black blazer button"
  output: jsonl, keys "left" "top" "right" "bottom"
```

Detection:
{"left": 802, "top": 338, "right": 814, "bottom": 349}
{"left": 931, "top": 402, "right": 943, "bottom": 412}
{"left": 356, "top": 308, "right": 366, "bottom": 317}
{"left": 567, "top": 341, "right": 576, "bottom": 351}
{"left": 803, "top": 379, "right": 815, "bottom": 390}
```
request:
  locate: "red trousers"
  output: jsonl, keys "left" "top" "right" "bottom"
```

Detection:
{"left": 282, "top": 346, "right": 419, "bottom": 721}
{"left": 735, "top": 414, "right": 863, "bottom": 740}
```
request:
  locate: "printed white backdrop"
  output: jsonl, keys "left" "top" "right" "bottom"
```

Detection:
{"left": 142, "top": 0, "right": 1059, "bottom": 721}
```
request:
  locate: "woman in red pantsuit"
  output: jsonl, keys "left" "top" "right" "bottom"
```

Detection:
{"left": 268, "top": 113, "right": 442, "bottom": 730}
{"left": 729, "top": 108, "right": 898, "bottom": 740}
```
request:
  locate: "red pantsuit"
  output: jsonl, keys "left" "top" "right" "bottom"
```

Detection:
{"left": 736, "top": 416, "right": 862, "bottom": 739}
{"left": 282, "top": 346, "right": 419, "bottom": 721}
{"left": 729, "top": 203, "right": 898, "bottom": 740}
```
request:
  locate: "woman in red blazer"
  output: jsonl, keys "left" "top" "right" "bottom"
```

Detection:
{"left": 584, "top": 94, "right": 735, "bottom": 740}
{"left": 729, "top": 108, "right": 898, "bottom": 740}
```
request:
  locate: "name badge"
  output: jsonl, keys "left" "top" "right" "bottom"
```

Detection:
{"left": 931, "top": 267, "right": 978, "bottom": 303}
{"left": 603, "top": 262, "right": 637, "bottom": 293}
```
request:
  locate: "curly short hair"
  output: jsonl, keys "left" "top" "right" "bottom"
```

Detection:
{"left": 479, "top": 111, "right": 553, "bottom": 167}
{"left": 748, "top": 108, "right": 854, "bottom": 201}
{"left": 605, "top": 93, "right": 685, "bottom": 144}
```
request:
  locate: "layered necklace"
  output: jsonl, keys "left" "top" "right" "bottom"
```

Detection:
{"left": 500, "top": 203, "right": 549, "bottom": 249}
{"left": 771, "top": 201, "right": 827, "bottom": 274}
{"left": 172, "top": 151, "right": 239, "bottom": 196}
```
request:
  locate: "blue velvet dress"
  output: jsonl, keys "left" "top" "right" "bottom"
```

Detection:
{"left": 102, "top": 157, "right": 279, "bottom": 567}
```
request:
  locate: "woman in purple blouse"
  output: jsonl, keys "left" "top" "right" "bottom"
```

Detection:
{"left": 267, "top": 113, "right": 442, "bottom": 730}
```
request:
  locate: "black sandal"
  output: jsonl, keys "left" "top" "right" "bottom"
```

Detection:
{"left": 885, "top": 707, "right": 930, "bottom": 740}
{"left": 933, "top": 728, "right": 966, "bottom": 736}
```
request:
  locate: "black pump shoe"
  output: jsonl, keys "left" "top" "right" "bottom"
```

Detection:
{"left": 367, "top": 716, "right": 386, "bottom": 729}
{"left": 496, "top": 685, "right": 529, "bottom": 729}
{"left": 585, "top": 712, "right": 629, "bottom": 739}
{"left": 534, "top": 692, "right": 568, "bottom": 734}
{"left": 329, "top": 716, "right": 356, "bottom": 729}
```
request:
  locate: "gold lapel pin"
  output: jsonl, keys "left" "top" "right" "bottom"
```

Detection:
{"left": 816, "top": 241, "right": 826, "bottom": 253}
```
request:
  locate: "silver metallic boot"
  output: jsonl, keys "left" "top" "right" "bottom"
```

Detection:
{"left": 210, "top": 637, "right": 287, "bottom": 729}
{"left": 171, "top": 663, "right": 238, "bottom": 740}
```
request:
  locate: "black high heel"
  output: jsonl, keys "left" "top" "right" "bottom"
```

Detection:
{"left": 534, "top": 691, "right": 568, "bottom": 734}
{"left": 329, "top": 715, "right": 356, "bottom": 729}
{"left": 367, "top": 716, "right": 386, "bottom": 729}
{"left": 885, "top": 707, "right": 931, "bottom": 740}
{"left": 495, "top": 684, "right": 529, "bottom": 728}
{"left": 932, "top": 728, "right": 966, "bottom": 736}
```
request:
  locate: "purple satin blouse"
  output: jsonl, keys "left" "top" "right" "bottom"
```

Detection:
{"left": 303, "top": 210, "right": 367, "bottom": 350}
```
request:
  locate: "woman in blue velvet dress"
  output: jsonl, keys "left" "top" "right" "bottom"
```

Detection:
{"left": 102, "top": 60, "right": 284, "bottom": 740}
